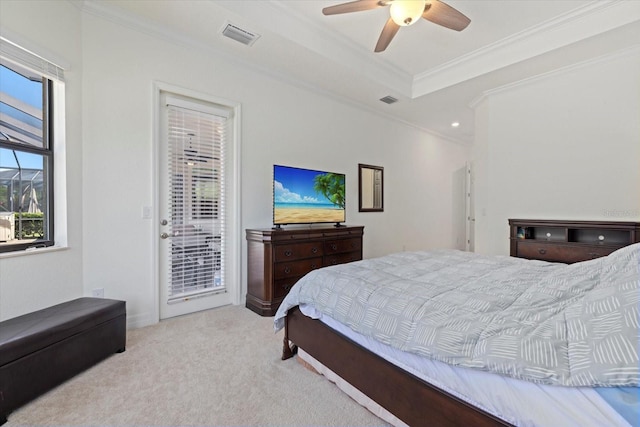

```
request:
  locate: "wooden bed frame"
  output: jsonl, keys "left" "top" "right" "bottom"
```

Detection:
{"left": 279, "top": 220, "right": 640, "bottom": 426}
{"left": 282, "top": 306, "right": 512, "bottom": 427}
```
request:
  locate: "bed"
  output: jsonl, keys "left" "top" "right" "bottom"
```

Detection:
{"left": 274, "top": 243, "right": 640, "bottom": 427}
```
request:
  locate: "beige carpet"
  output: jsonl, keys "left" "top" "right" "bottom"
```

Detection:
{"left": 6, "top": 305, "right": 390, "bottom": 427}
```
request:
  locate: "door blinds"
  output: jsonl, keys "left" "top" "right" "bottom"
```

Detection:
{"left": 166, "top": 98, "right": 228, "bottom": 302}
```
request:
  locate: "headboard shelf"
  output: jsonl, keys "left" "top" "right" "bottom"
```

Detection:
{"left": 509, "top": 219, "right": 640, "bottom": 263}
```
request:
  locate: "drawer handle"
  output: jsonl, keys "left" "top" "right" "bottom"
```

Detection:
{"left": 311, "top": 263, "right": 318, "bottom": 269}
{"left": 331, "top": 244, "right": 337, "bottom": 251}
{"left": 283, "top": 284, "right": 291, "bottom": 291}
{"left": 284, "top": 267, "right": 291, "bottom": 274}
{"left": 538, "top": 248, "right": 547, "bottom": 255}
{"left": 284, "top": 250, "right": 292, "bottom": 257}
{"left": 312, "top": 247, "right": 318, "bottom": 254}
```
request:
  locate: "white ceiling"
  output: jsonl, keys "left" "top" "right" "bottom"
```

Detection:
{"left": 86, "top": 0, "right": 640, "bottom": 144}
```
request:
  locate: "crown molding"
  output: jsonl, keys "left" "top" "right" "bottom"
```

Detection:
{"left": 78, "top": 1, "right": 457, "bottom": 144}
{"left": 468, "top": 43, "right": 640, "bottom": 109}
{"left": 413, "top": 0, "right": 639, "bottom": 98}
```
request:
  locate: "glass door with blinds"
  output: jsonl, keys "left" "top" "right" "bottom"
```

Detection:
{"left": 159, "top": 92, "right": 233, "bottom": 319}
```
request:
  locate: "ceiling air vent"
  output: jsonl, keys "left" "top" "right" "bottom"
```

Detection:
{"left": 221, "top": 23, "right": 260, "bottom": 46}
{"left": 379, "top": 95, "right": 398, "bottom": 105}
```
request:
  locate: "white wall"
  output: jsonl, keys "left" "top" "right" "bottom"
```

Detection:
{"left": 79, "top": 12, "right": 469, "bottom": 327}
{"left": 0, "top": 0, "right": 84, "bottom": 320}
{"left": 4, "top": 2, "right": 637, "bottom": 325}
{"left": 472, "top": 47, "right": 640, "bottom": 255}
{"left": 0, "top": 5, "right": 471, "bottom": 325}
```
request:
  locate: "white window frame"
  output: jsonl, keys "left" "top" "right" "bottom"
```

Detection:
{"left": 0, "top": 37, "right": 67, "bottom": 256}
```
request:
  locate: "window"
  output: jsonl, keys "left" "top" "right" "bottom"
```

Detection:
{"left": 0, "top": 39, "right": 63, "bottom": 253}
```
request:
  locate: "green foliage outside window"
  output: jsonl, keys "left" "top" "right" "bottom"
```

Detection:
{"left": 15, "top": 212, "right": 44, "bottom": 238}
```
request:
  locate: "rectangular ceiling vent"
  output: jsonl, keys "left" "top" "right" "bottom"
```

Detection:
{"left": 221, "top": 23, "right": 260, "bottom": 47}
{"left": 379, "top": 95, "right": 398, "bottom": 105}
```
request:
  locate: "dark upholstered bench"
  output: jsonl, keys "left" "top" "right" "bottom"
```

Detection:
{"left": 0, "top": 297, "right": 126, "bottom": 424}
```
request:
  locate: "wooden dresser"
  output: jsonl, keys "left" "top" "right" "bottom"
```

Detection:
{"left": 246, "top": 225, "right": 364, "bottom": 316}
{"left": 509, "top": 219, "right": 640, "bottom": 263}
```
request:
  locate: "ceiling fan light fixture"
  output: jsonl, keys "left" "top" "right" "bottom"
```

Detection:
{"left": 389, "top": 0, "right": 426, "bottom": 26}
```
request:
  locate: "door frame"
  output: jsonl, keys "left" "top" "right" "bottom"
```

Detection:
{"left": 151, "top": 81, "right": 242, "bottom": 323}
{"left": 465, "top": 161, "right": 474, "bottom": 252}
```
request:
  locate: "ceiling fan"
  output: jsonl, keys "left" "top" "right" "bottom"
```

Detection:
{"left": 322, "top": 0, "right": 470, "bottom": 52}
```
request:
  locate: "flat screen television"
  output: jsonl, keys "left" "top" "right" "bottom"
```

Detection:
{"left": 273, "top": 165, "right": 346, "bottom": 228}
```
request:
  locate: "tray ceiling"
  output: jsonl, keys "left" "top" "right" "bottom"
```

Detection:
{"left": 84, "top": 0, "right": 640, "bottom": 143}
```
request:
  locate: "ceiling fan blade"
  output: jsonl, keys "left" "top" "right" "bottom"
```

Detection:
{"left": 322, "top": 0, "right": 383, "bottom": 16}
{"left": 422, "top": 0, "right": 470, "bottom": 31}
{"left": 374, "top": 18, "right": 400, "bottom": 53}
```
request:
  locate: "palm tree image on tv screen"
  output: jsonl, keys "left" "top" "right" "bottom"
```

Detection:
{"left": 273, "top": 165, "right": 346, "bottom": 225}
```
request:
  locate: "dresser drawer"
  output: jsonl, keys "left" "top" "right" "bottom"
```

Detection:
{"left": 274, "top": 257, "right": 323, "bottom": 279}
{"left": 270, "top": 231, "right": 324, "bottom": 241}
{"left": 274, "top": 242, "right": 323, "bottom": 262}
{"left": 246, "top": 225, "right": 364, "bottom": 316}
{"left": 516, "top": 241, "right": 616, "bottom": 263}
{"left": 324, "top": 238, "right": 362, "bottom": 255}
{"left": 324, "top": 251, "right": 361, "bottom": 266}
{"left": 274, "top": 277, "right": 299, "bottom": 299}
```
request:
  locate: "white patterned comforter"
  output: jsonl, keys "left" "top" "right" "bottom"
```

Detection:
{"left": 274, "top": 244, "right": 640, "bottom": 387}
